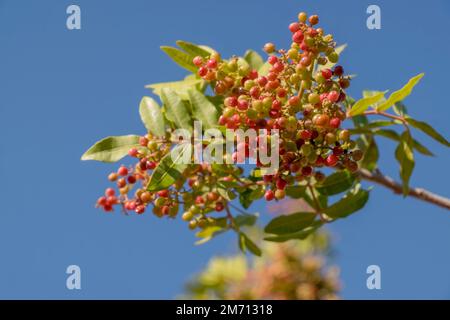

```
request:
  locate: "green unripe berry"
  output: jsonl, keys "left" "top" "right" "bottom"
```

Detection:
{"left": 290, "top": 73, "right": 300, "bottom": 84}
{"left": 182, "top": 211, "right": 193, "bottom": 221}
{"left": 155, "top": 197, "right": 166, "bottom": 207}
{"left": 339, "top": 129, "right": 350, "bottom": 141}
{"left": 301, "top": 143, "right": 313, "bottom": 156}
{"left": 327, "top": 51, "right": 339, "bottom": 63}
{"left": 288, "top": 48, "right": 298, "bottom": 60}
{"left": 188, "top": 219, "right": 198, "bottom": 230}
{"left": 325, "top": 133, "right": 336, "bottom": 144}
{"left": 302, "top": 80, "right": 312, "bottom": 89}
{"left": 308, "top": 93, "right": 320, "bottom": 104}
{"left": 244, "top": 80, "right": 255, "bottom": 90}
{"left": 246, "top": 108, "right": 258, "bottom": 120}
{"left": 252, "top": 100, "right": 264, "bottom": 113}
{"left": 223, "top": 107, "right": 235, "bottom": 118}
{"left": 315, "top": 73, "right": 326, "bottom": 84}
{"left": 275, "top": 189, "right": 286, "bottom": 200}
{"left": 228, "top": 60, "right": 238, "bottom": 72}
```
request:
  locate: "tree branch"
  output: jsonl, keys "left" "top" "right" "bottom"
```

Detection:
{"left": 358, "top": 168, "right": 450, "bottom": 210}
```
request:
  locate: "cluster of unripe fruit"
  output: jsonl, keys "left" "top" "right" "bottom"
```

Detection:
{"left": 96, "top": 12, "right": 364, "bottom": 230}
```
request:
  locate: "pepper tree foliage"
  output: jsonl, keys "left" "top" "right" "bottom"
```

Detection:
{"left": 183, "top": 231, "right": 340, "bottom": 300}
{"left": 82, "top": 12, "right": 449, "bottom": 256}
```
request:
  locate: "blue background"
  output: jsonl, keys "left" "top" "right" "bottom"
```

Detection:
{"left": 0, "top": 0, "right": 449, "bottom": 299}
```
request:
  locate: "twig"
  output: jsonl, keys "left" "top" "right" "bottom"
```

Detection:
{"left": 358, "top": 168, "right": 450, "bottom": 210}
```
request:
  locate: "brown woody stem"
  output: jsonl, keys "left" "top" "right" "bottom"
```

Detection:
{"left": 358, "top": 168, "right": 450, "bottom": 210}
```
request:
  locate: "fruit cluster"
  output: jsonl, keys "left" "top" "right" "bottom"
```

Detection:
{"left": 95, "top": 12, "right": 364, "bottom": 230}
{"left": 193, "top": 12, "right": 362, "bottom": 201}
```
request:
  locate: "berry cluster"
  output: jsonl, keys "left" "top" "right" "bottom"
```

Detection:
{"left": 193, "top": 12, "right": 362, "bottom": 201}
{"left": 95, "top": 12, "right": 364, "bottom": 231}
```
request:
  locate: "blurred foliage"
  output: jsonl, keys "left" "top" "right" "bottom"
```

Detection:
{"left": 182, "top": 231, "right": 340, "bottom": 300}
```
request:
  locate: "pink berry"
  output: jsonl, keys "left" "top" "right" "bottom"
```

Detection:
{"left": 206, "top": 59, "right": 217, "bottom": 69}
{"left": 328, "top": 91, "right": 340, "bottom": 103}
{"left": 289, "top": 22, "right": 301, "bottom": 33}
{"left": 329, "top": 117, "right": 341, "bottom": 128}
{"left": 128, "top": 148, "right": 138, "bottom": 157}
{"left": 192, "top": 56, "right": 203, "bottom": 67}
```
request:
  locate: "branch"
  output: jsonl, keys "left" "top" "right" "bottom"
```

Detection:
{"left": 358, "top": 168, "right": 450, "bottom": 210}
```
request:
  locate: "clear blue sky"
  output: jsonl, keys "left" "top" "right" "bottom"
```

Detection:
{"left": 0, "top": 0, "right": 449, "bottom": 299}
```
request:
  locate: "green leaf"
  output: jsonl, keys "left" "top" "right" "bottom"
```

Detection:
{"left": 395, "top": 131, "right": 415, "bottom": 196}
{"left": 393, "top": 101, "right": 408, "bottom": 116}
{"left": 264, "top": 212, "right": 316, "bottom": 235}
{"left": 374, "top": 129, "right": 434, "bottom": 156}
{"left": 176, "top": 40, "right": 211, "bottom": 58}
{"left": 348, "top": 91, "right": 386, "bottom": 116}
{"left": 285, "top": 185, "right": 307, "bottom": 199}
{"left": 234, "top": 213, "right": 258, "bottom": 228}
{"left": 239, "top": 190, "right": 253, "bottom": 209}
{"left": 238, "top": 232, "right": 261, "bottom": 256}
{"left": 264, "top": 222, "right": 322, "bottom": 242}
{"left": 377, "top": 73, "right": 424, "bottom": 112}
{"left": 160, "top": 46, "right": 197, "bottom": 73}
{"left": 195, "top": 226, "right": 225, "bottom": 245}
{"left": 160, "top": 88, "right": 193, "bottom": 131}
{"left": 139, "top": 97, "right": 166, "bottom": 136}
{"left": 188, "top": 89, "right": 219, "bottom": 129}
{"left": 258, "top": 62, "right": 271, "bottom": 76}
{"left": 146, "top": 144, "right": 191, "bottom": 191}
{"left": 145, "top": 75, "right": 205, "bottom": 100}
{"left": 81, "top": 135, "right": 140, "bottom": 163}
{"left": 243, "top": 50, "right": 264, "bottom": 70}
{"left": 316, "top": 171, "right": 356, "bottom": 196}
{"left": 360, "top": 136, "right": 379, "bottom": 171}
{"left": 324, "top": 186, "right": 370, "bottom": 219}
{"left": 405, "top": 118, "right": 450, "bottom": 147}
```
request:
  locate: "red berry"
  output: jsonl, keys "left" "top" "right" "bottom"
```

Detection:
{"left": 103, "top": 204, "right": 113, "bottom": 212}
{"left": 276, "top": 178, "right": 287, "bottom": 190}
{"left": 206, "top": 59, "right": 217, "bottom": 69}
{"left": 289, "top": 22, "right": 301, "bottom": 33}
{"left": 300, "top": 130, "right": 312, "bottom": 140}
{"left": 321, "top": 68, "right": 332, "bottom": 80}
{"left": 334, "top": 65, "right": 344, "bottom": 76}
{"left": 128, "top": 148, "right": 138, "bottom": 157}
{"left": 218, "top": 115, "right": 228, "bottom": 125}
{"left": 329, "top": 117, "right": 341, "bottom": 128}
{"left": 257, "top": 76, "right": 268, "bottom": 86}
{"left": 127, "top": 175, "right": 137, "bottom": 184}
{"left": 195, "top": 196, "right": 205, "bottom": 205}
{"left": 146, "top": 161, "right": 156, "bottom": 170}
{"left": 264, "top": 190, "right": 275, "bottom": 201}
{"left": 107, "top": 196, "right": 119, "bottom": 205}
{"left": 301, "top": 166, "right": 313, "bottom": 176}
{"left": 139, "top": 136, "right": 148, "bottom": 146}
{"left": 198, "top": 66, "right": 207, "bottom": 77}
{"left": 333, "top": 146, "right": 344, "bottom": 156}
{"left": 248, "top": 69, "right": 258, "bottom": 80}
{"left": 135, "top": 205, "right": 145, "bottom": 214}
{"left": 237, "top": 100, "right": 249, "bottom": 111}
{"left": 289, "top": 96, "right": 300, "bottom": 106}
{"left": 193, "top": 56, "right": 203, "bottom": 67}
{"left": 118, "top": 166, "right": 128, "bottom": 176}
{"left": 215, "top": 202, "right": 224, "bottom": 212}
{"left": 328, "top": 91, "right": 340, "bottom": 103}
{"left": 225, "top": 96, "right": 238, "bottom": 107}
{"left": 161, "top": 206, "right": 170, "bottom": 215}
{"left": 268, "top": 56, "right": 278, "bottom": 65}
{"left": 157, "top": 190, "right": 169, "bottom": 198}
{"left": 97, "top": 196, "right": 107, "bottom": 206}
{"left": 326, "top": 154, "right": 339, "bottom": 167}
{"left": 273, "top": 62, "right": 284, "bottom": 73}
{"left": 292, "top": 31, "right": 304, "bottom": 43}
{"left": 105, "top": 188, "right": 115, "bottom": 197}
